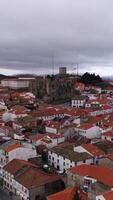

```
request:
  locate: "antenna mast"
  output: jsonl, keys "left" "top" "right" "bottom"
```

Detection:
{"left": 52, "top": 54, "right": 54, "bottom": 75}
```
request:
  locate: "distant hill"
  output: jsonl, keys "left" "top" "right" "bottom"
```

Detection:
{"left": 0, "top": 74, "right": 7, "bottom": 80}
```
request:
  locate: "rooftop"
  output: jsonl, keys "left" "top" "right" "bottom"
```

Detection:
{"left": 50, "top": 144, "right": 92, "bottom": 162}
{"left": 82, "top": 143, "right": 105, "bottom": 157}
{"left": 69, "top": 164, "right": 113, "bottom": 187}
{"left": 102, "top": 190, "right": 113, "bottom": 200}
{"left": 3, "top": 159, "right": 37, "bottom": 175}
{"left": 3, "top": 142, "right": 23, "bottom": 153}
{"left": 47, "top": 187, "right": 87, "bottom": 200}
{"left": 15, "top": 167, "right": 61, "bottom": 189}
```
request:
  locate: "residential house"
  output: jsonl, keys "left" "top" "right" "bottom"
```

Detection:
{"left": 0, "top": 142, "right": 37, "bottom": 168}
{"left": 67, "top": 164, "right": 113, "bottom": 199}
{"left": 48, "top": 143, "right": 93, "bottom": 173}
{"left": 71, "top": 95, "right": 86, "bottom": 108}
{"left": 75, "top": 123, "right": 101, "bottom": 139}
{"left": 74, "top": 143, "right": 105, "bottom": 164}
{"left": 31, "top": 133, "right": 64, "bottom": 149}
{"left": 3, "top": 159, "right": 65, "bottom": 200}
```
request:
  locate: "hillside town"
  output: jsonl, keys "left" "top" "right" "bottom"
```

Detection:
{"left": 0, "top": 68, "right": 113, "bottom": 200}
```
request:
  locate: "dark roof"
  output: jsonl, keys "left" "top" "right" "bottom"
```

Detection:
{"left": 15, "top": 168, "right": 61, "bottom": 189}
{"left": 50, "top": 145, "right": 92, "bottom": 162}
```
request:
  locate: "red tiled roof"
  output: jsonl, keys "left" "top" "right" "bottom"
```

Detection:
{"left": 3, "top": 159, "right": 37, "bottom": 174}
{"left": 79, "top": 123, "right": 93, "bottom": 130}
{"left": 82, "top": 143, "right": 104, "bottom": 157}
{"left": 69, "top": 164, "right": 113, "bottom": 186}
{"left": 15, "top": 168, "right": 61, "bottom": 189}
{"left": 46, "top": 120, "right": 62, "bottom": 129}
{"left": 3, "top": 143, "right": 23, "bottom": 153}
{"left": 106, "top": 154, "right": 113, "bottom": 161}
{"left": 47, "top": 187, "right": 87, "bottom": 200}
{"left": 102, "top": 190, "right": 113, "bottom": 200}
{"left": 32, "top": 133, "right": 64, "bottom": 143}
{"left": 102, "top": 131, "right": 113, "bottom": 137}
{"left": 10, "top": 105, "right": 28, "bottom": 115}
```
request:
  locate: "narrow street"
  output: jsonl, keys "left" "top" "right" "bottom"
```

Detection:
{"left": 0, "top": 188, "right": 19, "bottom": 200}
{"left": 0, "top": 188, "right": 11, "bottom": 200}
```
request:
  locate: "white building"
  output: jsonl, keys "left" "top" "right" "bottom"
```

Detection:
{"left": 1, "top": 78, "right": 35, "bottom": 89}
{"left": 48, "top": 145, "right": 93, "bottom": 172}
{"left": 0, "top": 142, "right": 37, "bottom": 167}
{"left": 31, "top": 133, "right": 65, "bottom": 149}
{"left": 1, "top": 78, "right": 29, "bottom": 89}
{"left": 71, "top": 96, "right": 86, "bottom": 108}
{"left": 75, "top": 123, "right": 101, "bottom": 139}
{"left": 3, "top": 159, "right": 63, "bottom": 200}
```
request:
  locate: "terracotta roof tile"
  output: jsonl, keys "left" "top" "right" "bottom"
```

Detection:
{"left": 15, "top": 168, "right": 61, "bottom": 189}
{"left": 69, "top": 164, "right": 113, "bottom": 186}
{"left": 47, "top": 187, "right": 87, "bottom": 200}
{"left": 3, "top": 159, "right": 37, "bottom": 175}
{"left": 103, "top": 190, "right": 113, "bottom": 200}
{"left": 82, "top": 143, "right": 105, "bottom": 157}
{"left": 102, "top": 131, "right": 113, "bottom": 137}
{"left": 3, "top": 143, "right": 23, "bottom": 153}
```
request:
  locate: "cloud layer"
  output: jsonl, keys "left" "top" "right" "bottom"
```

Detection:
{"left": 0, "top": 0, "right": 113, "bottom": 75}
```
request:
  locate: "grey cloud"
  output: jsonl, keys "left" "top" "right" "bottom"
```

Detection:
{"left": 0, "top": 0, "right": 113, "bottom": 75}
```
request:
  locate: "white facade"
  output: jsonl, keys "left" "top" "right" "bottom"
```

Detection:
{"left": 45, "top": 126, "right": 57, "bottom": 134}
{"left": 90, "top": 108, "right": 113, "bottom": 116}
{"left": 0, "top": 146, "right": 37, "bottom": 166}
{"left": 14, "top": 133, "right": 25, "bottom": 141}
{"left": 3, "top": 169, "right": 29, "bottom": 200}
{"left": 75, "top": 126, "right": 101, "bottom": 139}
{"left": 35, "top": 136, "right": 65, "bottom": 149}
{"left": 96, "top": 195, "right": 105, "bottom": 200}
{"left": 48, "top": 151, "right": 93, "bottom": 172}
{"left": 1, "top": 79, "right": 29, "bottom": 89}
{"left": 3, "top": 112, "right": 28, "bottom": 122}
{"left": 37, "top": 113, "right": 64, "bottom": 121}
{"left": 72, "top": 99, "right": 86, "bottom": 108}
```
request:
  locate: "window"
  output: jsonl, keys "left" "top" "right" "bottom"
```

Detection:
{"left": 24, "top": 189, "right": 27, "bottom": 193}
{"left": 52, "top": 157, "right": 54, "bottom": 161}
{"left": 83, "top": 160, "right": 86, "bottom": 163}
{"left": 84, "top": 179, "right": 92, "bottom": 187}
{"left": 63, "top": 162, "right": 65, "bottom": 166}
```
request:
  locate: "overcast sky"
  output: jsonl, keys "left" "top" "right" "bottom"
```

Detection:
{"left": 0, "top": 0, "right": 113, "bottom": 76}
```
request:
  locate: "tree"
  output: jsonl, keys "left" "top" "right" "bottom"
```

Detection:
{"left": 81, "top": 72, "right": 102, "bottom": 85}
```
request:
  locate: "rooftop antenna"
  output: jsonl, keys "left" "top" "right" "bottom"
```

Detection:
{"left": 76, "top": 63, "right": 79, "bottom": 76}
{"left": 73, "top": 64, "right": 77, "bottom": 75}
{"left": 52, "top": 54, "right": 54, "bottom": 75}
